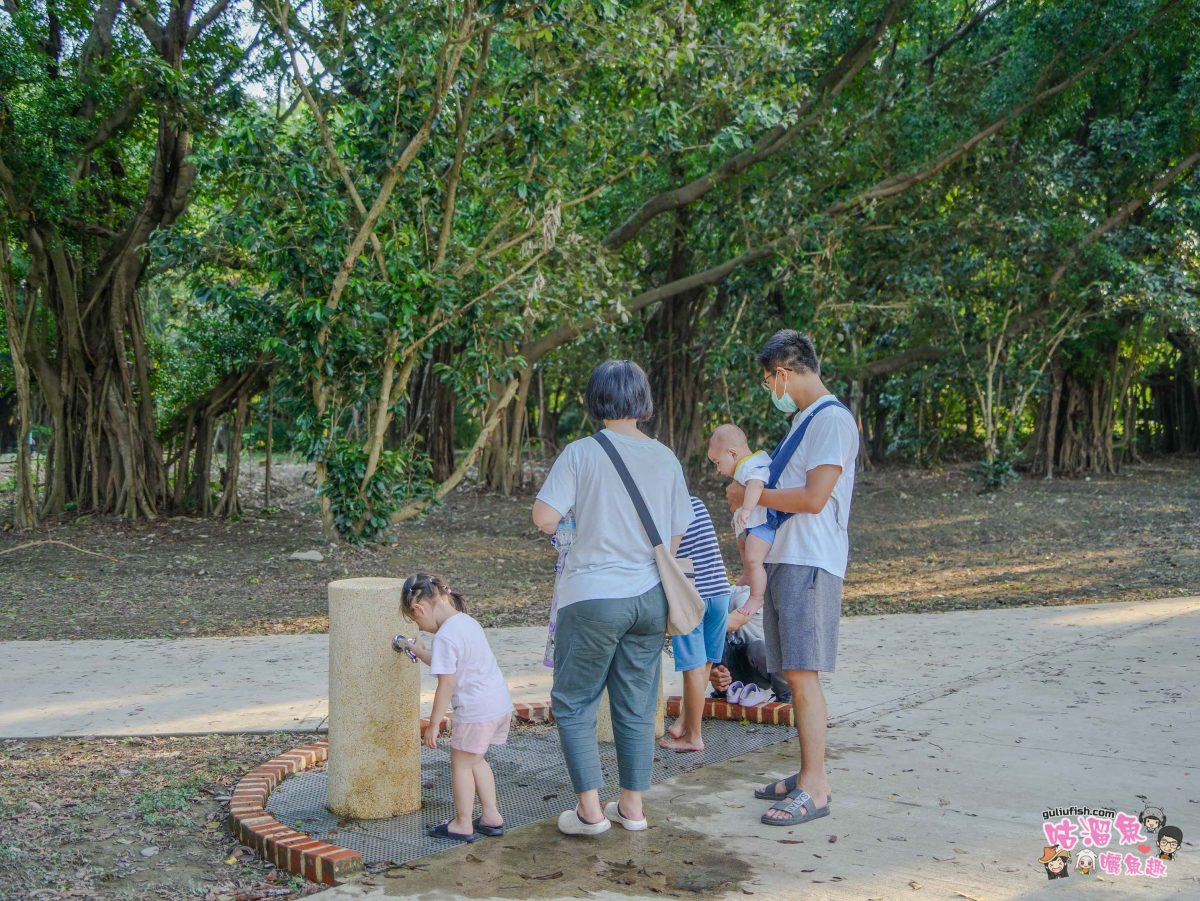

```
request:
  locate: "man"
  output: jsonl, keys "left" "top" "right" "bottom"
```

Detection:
{"left": 726, "top": 329, "right": 858, "bottom": 827}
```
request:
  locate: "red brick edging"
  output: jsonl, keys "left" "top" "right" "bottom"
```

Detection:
{"left": 229, "top": 740, "right": 361, "bottom": 885}
{"left": 229, "top": 702, "right": 555, "bottom": 886}
{"left": 230, "top": 696, "right": 770, "bottom": 886}
{"left": 665, "top": 695, "right": 794, "bottom": 727}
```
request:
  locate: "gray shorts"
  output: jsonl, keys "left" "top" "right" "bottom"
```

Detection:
{"left": 763, "top": 564, "right": 843, "bottom": 673}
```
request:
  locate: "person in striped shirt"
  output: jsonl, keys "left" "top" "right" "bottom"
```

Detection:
{"left": 660, "top": 496, "right": 731, "bottom": 753}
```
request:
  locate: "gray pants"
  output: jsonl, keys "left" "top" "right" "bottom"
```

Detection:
{"left": 764, "top": 563, "right": 843, "bottom": 673}
{"left": 551, "top": 584, "right": 667, "bottom": 793}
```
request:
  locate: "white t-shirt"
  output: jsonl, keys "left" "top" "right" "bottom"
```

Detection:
{"left": 536, "top": 430, "right": 693, "bottom": 609}
{"left": 764, "top": 396, "right": 859, "bottom": 578}
{"left": 733, "top": 450, "right": 772, "bottom": 531}
{"left": 429, "top": 613, "right": 512, "bottom": 723}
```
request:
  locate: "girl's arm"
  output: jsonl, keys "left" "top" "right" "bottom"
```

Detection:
{"left": 410, "top": 635, "right": 432, "bottom": 666}
{"left": 425, "top": 673, "right": 456, "bottom": 748}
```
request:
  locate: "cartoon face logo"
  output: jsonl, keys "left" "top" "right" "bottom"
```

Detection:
{"left": 1157, "top": 825, "right": 1182, "bottom": 861}
{"left": 1139, "top": 806, "right": 1166, "bottom": 833}
{"left": 1075, "top": 849, "right": 1096, "bottom": 874}
{"left": 1039, "top": 845, "right": 1071, "bottom": 879}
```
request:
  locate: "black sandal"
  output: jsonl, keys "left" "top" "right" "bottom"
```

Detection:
{"left": 473, "top": 817, "right": 505, "bottom": 837}
{"left": 427, "top": 821, "right": 479, "bottom": 843}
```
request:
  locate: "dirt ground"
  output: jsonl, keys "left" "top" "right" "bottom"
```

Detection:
{"left": 1, "top": 457, "right": 1198, "bottom": 900}
{"left": 0, "top": 732, "right": 325, "bottom": 901}
{"left": 2, "top": 458, "right": 1198, "bottom": 641}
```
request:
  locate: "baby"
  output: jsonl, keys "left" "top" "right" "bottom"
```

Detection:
{"left": 708, "top": 424, "right": 774, "bottom": 617}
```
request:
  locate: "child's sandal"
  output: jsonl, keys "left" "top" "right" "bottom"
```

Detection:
{"left": 427, "top": 821, "right": 480, "bottom": 843}
{"left": 473, "top": 817, "right": 505, "bottom": 837}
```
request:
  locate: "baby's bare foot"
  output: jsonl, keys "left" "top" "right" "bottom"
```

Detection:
{"left": 737, "top": 596, "right": 764, "bottom": 617}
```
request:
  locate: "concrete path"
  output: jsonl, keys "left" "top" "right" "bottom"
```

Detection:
{"left": 314, "top": 596, "right": 1200, "bottom": 901}
{"left": 0, "top": 628, "right": 591, "bottom": 737}
{"left": 2, "top": 597, "right": 1198, "bottom": 742}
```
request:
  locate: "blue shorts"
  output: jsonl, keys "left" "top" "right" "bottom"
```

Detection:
{"left": 671, "top": 593, "right": 731, "bottom": 672}
{"left": 744, "top": 523, "right": 776, "bottom": 545}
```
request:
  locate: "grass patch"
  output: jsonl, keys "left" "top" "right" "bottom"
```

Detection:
{"left": 132, "top": 772, "right": 210, "bottom": 826}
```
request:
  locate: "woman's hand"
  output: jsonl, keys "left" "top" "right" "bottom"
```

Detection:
{"left": 725, "top": 480, "right": 746, "bottom": 511}
{"left": 423, "top": 718, "right": 443, "bottom": 750}
{"left": 726, "top": 610, "right": 750, "bottom": 633}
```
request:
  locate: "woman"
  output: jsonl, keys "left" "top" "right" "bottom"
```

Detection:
{"left": 532, "top": 360, "right": 692, "bottom": 836}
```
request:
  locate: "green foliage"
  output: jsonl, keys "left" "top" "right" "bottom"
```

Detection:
{"left": 5, "top": 0, "right": 1199, "bottom": 530}
{"left": 972, "top": 457, "right": 1021, "bottom": 493}
{"left": 314, "top": 438, "right": 434, "bottom": 543}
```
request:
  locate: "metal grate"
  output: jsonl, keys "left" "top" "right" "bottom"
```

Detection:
{"left": 267, "top": 718, "right": 792, "bottom": 866}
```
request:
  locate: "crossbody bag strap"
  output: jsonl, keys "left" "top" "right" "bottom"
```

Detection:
{"left": 592, "top": 432, "right": 663, "bottom": 549}
{"left": 765, "top": 398, "right": 849, "bottom": 490}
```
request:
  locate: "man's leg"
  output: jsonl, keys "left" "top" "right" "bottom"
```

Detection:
{"left": 758, "top": 564, "right": 840, "bottom": 814}
{"left": 762, "top": 669, "right": 830, "bottom": 821}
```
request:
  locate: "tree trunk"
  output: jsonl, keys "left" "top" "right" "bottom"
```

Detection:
{"left": 215, "top": 385, "right": 250, "bottom": 519}
{"left": 643, "top": 202, "right": 707, "bottom": 474}
{"left": 265, "top": 376, "right": 274, "bottom": 508}
{"left": 405, "top": 341, "right": 459, "bottom": 482}
{"left": 480, "top": 364, "right": 533, "bottom": 495}
{"left": 0, "top": 237, "right": 38, "bottom": 528}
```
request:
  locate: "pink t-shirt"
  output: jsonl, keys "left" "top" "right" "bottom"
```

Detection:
{"left": 429, "top": 613, "right": 512, "bottom": 723}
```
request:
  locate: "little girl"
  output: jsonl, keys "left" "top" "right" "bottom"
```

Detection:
{"left": 397, "top": 572, "right": 512, "bottom": 843}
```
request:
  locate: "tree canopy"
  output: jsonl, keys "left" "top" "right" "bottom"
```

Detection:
{"left": 3, "top": 0, "right": 1198, "bottom": 539}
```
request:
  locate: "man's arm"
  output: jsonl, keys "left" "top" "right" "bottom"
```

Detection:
{"left": 726, "top": 464, "right": 842, "bottom": 515}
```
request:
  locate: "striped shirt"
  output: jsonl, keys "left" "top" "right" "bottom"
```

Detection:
{"left": 676, "top": 496, "right": 731, "bottom": 599}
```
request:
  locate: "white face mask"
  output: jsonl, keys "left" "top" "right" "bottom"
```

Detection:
{"left": 767, "top": 370, "right": 798, "bottom": 414}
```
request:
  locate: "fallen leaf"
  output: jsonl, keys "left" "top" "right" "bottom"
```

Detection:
{"left": 909, "top": 880, "right": 923, "bottom": 890}
{"left": 827, "top": 835, "right": 838, "bottom": 843}
{"left": 520, "top": 871, "right": 564, "bottom": 881}
{"left": 140, "top": 846, "right": 159, "bottom": 857}
{"left": 777, "top": 840, "right": 801, "bottom": 845}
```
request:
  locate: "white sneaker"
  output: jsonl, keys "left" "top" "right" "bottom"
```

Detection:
{"left": 729, "top": 585, "right": 752, "bottom": 609}
{"left": 604, "top": 801, "right": 648, "bottom": 831}
{"left": 557, "top": 807, "right": 611, "bottom": 836}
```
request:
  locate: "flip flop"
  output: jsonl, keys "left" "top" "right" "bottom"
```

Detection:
{"left": 426, "top": 821, "right": 479, "bottom": 843}
{"left": 473, "top": 817, "right": 505, "bottom": 837}
{"left": 726, "top": 681, "right": 746, "bottom": 704}
{"left": 738, "top": 684, "right": 769, "bottom": 707}
{"left": 754, "top": 772, "right": 800, "bottom": 800}
{"left": 761, "top": 788, "right": 830, "bottom": 827}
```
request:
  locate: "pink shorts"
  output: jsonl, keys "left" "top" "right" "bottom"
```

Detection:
{"left": 449, "top": 713, "right": 511, "bottom": 754}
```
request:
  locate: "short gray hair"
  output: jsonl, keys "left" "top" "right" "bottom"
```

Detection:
{"left": 586, "top": 360, "right": 654, "bottom": 422}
